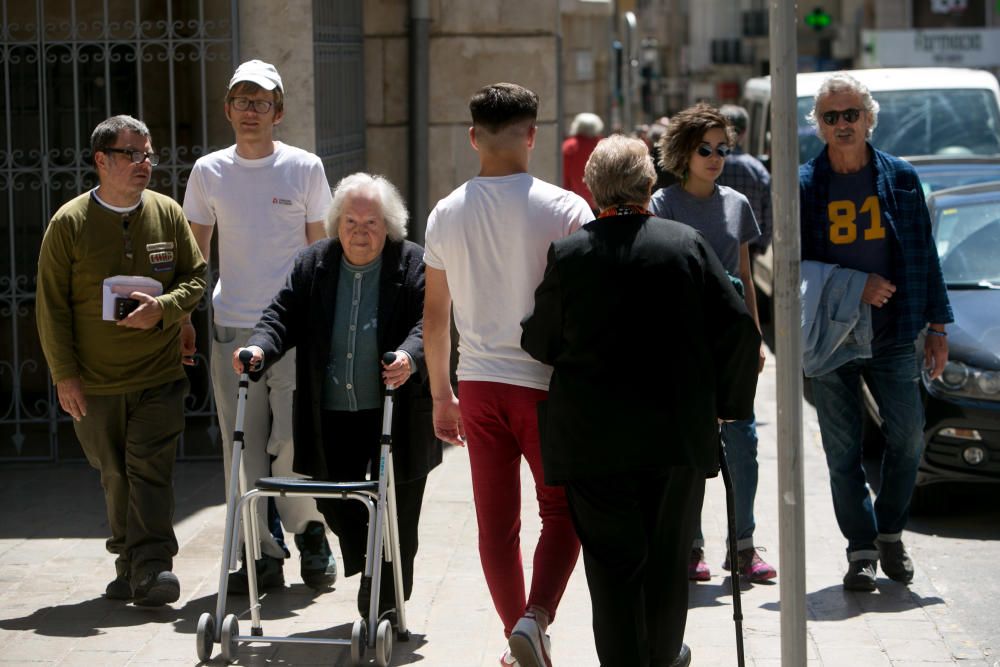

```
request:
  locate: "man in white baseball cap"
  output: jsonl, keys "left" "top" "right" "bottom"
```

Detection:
{"left": 228, "top": 59, "right": 283, "bottom": 91}
{"left": 184, "top": 59, "right": 337, "bottom": 593}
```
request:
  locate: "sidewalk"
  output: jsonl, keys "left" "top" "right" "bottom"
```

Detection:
{"left": 0, "top": 353, "right": 995, "bottom": 666}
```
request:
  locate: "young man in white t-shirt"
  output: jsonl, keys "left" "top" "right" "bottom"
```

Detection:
{"left": 423, "top": 83, "right": 593, "bottom": 667}
{"left": 183, "top": 60, "right": 336, "bottom": 593}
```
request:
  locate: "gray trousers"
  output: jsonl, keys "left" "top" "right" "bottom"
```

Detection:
{"left": 211, "top": 324, "right": 324, "bottom": 559}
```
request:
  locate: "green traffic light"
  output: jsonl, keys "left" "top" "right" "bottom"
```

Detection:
{"left": 805, "top": 7, "right": 831, "bottom": 30}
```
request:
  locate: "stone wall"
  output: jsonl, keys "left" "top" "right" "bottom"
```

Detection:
{"left": 364, "top": 0, "right": 563, "bottom": 209}
{"left": 238, "top": 0, "right": 317, "bottom": 153}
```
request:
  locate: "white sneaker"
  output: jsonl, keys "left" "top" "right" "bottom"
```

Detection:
{"left": 508, "top": 614, "right": 553, "bottom": 667}
{"left": 499, "top": 647, "right": 518, "bottom": 666}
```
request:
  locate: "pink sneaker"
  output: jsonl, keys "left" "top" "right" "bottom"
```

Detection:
{"left": 724, "top": 547, "right": 777, "bottom": 582}
{"left": 688, "top": 548, "right": 711, "bottom": 581}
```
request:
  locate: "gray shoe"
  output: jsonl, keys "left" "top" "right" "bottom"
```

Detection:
{"left": 877, "top": 539, "right": 914, "bottom": 583}
{"left": 133, "top": 570, "right": 180, "bottom": 606}
{"left": 843, "top": 559, "right": 877, "bottom": 592}
{"left": 228, "top": 554, "right": 285, "bottom": 594}
{"left": 294, "top": 521, "right": 337, "bottom": 590}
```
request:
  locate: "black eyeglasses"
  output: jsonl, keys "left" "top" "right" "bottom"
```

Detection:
{"left": 696, "top": 143, "right": 731, "bottom": 159}
{"left": 229, "top": 96, "right": 274, "bottom": 113}
{"left": 103, "top": 147, "right": 159, "bottom": 166}
{"left": 821, "top": 108, "right": 863, "bottom": 126}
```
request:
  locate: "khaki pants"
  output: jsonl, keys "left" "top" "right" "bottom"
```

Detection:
{"left": 211, "top": 324, "right": 324, "bottom": 559}
{"left": 74, "top": 377, "right": 187, "bottom": 581}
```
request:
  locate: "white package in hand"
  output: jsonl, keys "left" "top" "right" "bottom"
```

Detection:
{"left": 102, "top": 275, "right": 163, "bottom": 321}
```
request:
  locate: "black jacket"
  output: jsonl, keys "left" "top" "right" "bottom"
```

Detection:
{"left": 521, "top": 214, "right": 760, "bottom": 484}
{"left": 248, "top": 238, "right": 442, "bottom": 483}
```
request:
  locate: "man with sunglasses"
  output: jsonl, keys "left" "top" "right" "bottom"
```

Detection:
{"left": 36, "top": 115, "right": 207, "bottom": 605}
{"left": 800, "top": 72, "right": 952, "bottom": 592}
{"left": 184, "top": 59, "right": 337, "bottom": 594}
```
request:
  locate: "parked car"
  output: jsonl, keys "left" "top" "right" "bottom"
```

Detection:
{"left": 907, "top": 155, "right": 1000, "bottom": 197}
{"left": 742, "top": 67, "right": 1000, "bottom": 169}
{"left": 865, "top": 181, "right": 1000, "bottom": 508}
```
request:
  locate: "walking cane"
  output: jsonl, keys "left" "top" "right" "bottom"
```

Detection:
{"left": 719, "top": 435, "right": 747, "bottom": 667}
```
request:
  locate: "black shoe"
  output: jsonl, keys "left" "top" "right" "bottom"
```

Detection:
{"left": 294, "top": 521, "right": 337, "bottom": 590}
{"left": 877, "top": 539, "right": 914, "bottom": 583}
{"left": 670, "top": 643, "right": 692, "bottom": 667}
{"left": 133, "top": 570, "right": 180, "bottom": 606}
{"left": 104, "top": 575, "right": 132, "bottom": 601}
{"left": 357, "top": 575, "right": 397, "bottom": 619}
{"left": 843, "top": 559, "right": 877, "bottom": 592}
{"left": 227, "top": 554, "right": 285, "bottom": 594}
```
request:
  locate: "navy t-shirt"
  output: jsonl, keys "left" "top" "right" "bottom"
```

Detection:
{"left": 825, "top": 161, "right": 896, "bottom": 347}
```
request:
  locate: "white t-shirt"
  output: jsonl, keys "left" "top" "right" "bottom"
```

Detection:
{"left": 424, "top": 173, "right": 593, "bottom": 390}
{"left": 183, "top": 142, "right": 333, "bottom": 327}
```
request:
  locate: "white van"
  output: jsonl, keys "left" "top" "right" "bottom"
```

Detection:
{"left": 743, "top": 67, "right": 1000, "bottom": 168}
{"left": 744, "top": 67, "right": 1000, "bottom": 298}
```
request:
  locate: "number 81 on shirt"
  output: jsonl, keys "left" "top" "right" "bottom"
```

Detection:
{"left": 827, "top": 196, "right": 884, "bottom": 245}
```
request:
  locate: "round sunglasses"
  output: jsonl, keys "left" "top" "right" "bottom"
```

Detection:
{"left": 821, "top": 108, "right": 863, "bottom": 126}
{"left": 696, "top": 143, "right": 731, "bottom": 158}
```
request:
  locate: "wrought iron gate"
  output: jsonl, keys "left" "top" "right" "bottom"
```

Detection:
{"left": 0, "top": 0, "right": 238, "bottom": 461}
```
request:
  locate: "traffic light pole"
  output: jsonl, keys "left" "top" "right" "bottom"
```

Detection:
{"left": 769, "top": 1, "right": 807, "bottom": 665}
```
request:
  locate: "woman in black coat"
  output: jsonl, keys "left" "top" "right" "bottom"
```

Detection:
{"left": 521, "top": 136, "right": 760, "bottom": 667}
{"left": 236, "top": 172, "right": 441, "bottom": 616}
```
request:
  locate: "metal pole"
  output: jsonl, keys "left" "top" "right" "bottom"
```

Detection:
{"left": 769, "top": 1, "right": 806, "bottom": 665}
{"left": 409, "top": 0, "right": 430, "bottom": 245}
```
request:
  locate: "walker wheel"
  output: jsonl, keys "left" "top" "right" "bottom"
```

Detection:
{"left": 375, "top": 618, "right": 393, "bottom": 666}
{"left": 220, "top": 614, "right": 239, "bottom": 663}
{"left": 350, "top": 618, "right": 367, "bottom": 665}
{"left": 195, "top": 612, "right": 215, "bottom": 661}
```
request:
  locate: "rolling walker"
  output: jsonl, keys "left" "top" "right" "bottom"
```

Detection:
{"left": 196, "top": 350, "right": 408, "bottom": 666}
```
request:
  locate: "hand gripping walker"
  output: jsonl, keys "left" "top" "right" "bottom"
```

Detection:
{"left": 196, "top": 350, "right": 408, "bottom": 666}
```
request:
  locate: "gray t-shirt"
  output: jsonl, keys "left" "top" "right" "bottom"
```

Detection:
{"left": 649, "top": 184, "right": 759, "bottom": 275}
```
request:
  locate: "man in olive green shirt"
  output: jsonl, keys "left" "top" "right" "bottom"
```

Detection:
{"left": 36, "top": 115, "right": 206, "bottom": 607}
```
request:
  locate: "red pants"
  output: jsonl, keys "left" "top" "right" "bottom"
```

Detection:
{"left": 459, "top": 381, "right": 581, "bottom": 636}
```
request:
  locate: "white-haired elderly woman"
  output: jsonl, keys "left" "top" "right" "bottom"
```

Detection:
{"left": 236, "top": 172, "right": 441, "bottom": 618}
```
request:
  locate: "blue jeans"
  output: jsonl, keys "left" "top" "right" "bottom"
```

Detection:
{"left": 693, "top": 416, "right": 759, "bottom": 552}
{"left": 811, "top": 342, "right": 925, "bottom": 561}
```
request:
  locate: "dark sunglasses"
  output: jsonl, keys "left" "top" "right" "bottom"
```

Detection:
{"left": 821, "top": 108, "right": 863, "bottom": 126}
{"left": 696, "top": 143, "right": 731, "bottom": 158}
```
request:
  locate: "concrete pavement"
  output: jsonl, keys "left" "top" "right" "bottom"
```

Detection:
{"left": 0, "top": 352, "right": 997, "bottom": 666}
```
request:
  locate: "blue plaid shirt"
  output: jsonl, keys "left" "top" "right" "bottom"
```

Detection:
{"left": 800, "top": 144, "right": 952, "bottom": 343}
{"left": 718, "top": 147, "right": 772, "bottom": 251}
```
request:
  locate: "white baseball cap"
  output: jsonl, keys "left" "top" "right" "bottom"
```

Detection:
{"left": 228, "top": 59, "right": 283, "bottom": 92}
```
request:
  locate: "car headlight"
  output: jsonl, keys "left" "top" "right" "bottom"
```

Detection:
{"left": 940, "top": 361, "right": 969, "bottom": 389}
{"left": 927, "top": 361, "right": 1000, "bottom": 401}
{"left": 976, "top": 370, "right": 1000, "bottom": 395}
